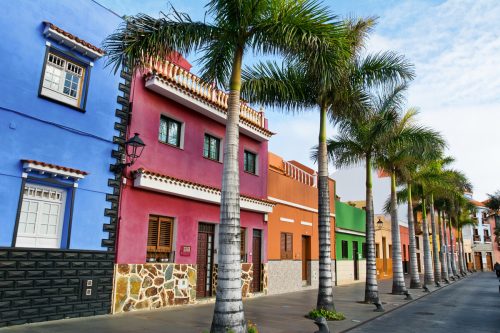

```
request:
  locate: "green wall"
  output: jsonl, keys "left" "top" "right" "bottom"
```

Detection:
{"left": 335, "top": 201, "right": 366, "bottom": 232}
{"left": 336, "top": 233, "right": 366, "bottom": 261}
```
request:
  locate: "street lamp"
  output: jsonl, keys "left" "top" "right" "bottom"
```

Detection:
{"left": 376, "top": 217, "right": 384, "bottom": 231}
{"left": 113, "top": 133, "right": 146, "bottom": 173}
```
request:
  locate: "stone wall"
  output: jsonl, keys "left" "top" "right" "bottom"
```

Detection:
{"left": 113, "top": 262, "right": 267, "bottom": 314}
{"left": 113, "top": 264, "right": 196, "bottom": 314}
{"left": 267, "top": 260, "right": 320, "bottom": 295}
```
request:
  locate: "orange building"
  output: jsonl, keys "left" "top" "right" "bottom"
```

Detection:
{"left": 266, "top": 152, "right": 335, "bottom": 294}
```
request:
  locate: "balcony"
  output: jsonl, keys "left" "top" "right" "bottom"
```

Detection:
{"left": 143, "top": 59, "right": 273, "bottom": 142}
{"left": 484, "top": 235, "right": 492, "bottom": 243}
{"left": 414, "top": 222, "right": 423, "bottom": 235}
{"left": 283, "top": 160, "right": 317, "bottom": 187}
{"left": 473, "top": 234, "right": 481, "bottom": 242}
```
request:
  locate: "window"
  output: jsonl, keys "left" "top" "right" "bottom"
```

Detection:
{"left": 388, "top": 245, "right": 392, "bottom": 258}
{"left": 415, "top": 236, "right": 420, "bottom": 250}
{"left": 15, "top": 184, "right": 66, "bottom": 248}
{"left": 375, "top": 243, "right": 380, "bottom": 258}
{"left": 40, "top": 52, "right": 86, "bottom": 108}
{"left": 341, "top": 240, "right": 348, "bottom": 259}
{"left": 240, "top": 228, "right": 246, "bottom": 262}
{"left": 203, "top": 134, "right": 221, "bottom": 161}
{"left": 280, "top": 232, "right": 293, "bottom": 259}
{"left": 147, "top": 215, "right": 174, "bottom": 261}
{"left": 244, "top": 150, "right": 257, "bottom": 174}
{"left": 159, "top": 116, "right": 182, "bottom": 147}
{"left": 362, "top": 242, "right": 367, "bottom": 259}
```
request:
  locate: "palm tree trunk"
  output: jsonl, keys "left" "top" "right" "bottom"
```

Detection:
{"left": 364, "top": 154, "right": 379, "bottom": 303}
{"left": 438, "top": 210, "right": 449, "bottom": 282}
{"left": 457, "top": 230, "right": 466, "bottom": 275}
{"left": 211, "top": 47, "right": 246, "bottom": 333}
{"left": 390, "top": 170, "right": 407, "bottom": 294}
{"left": 407, "top": 183, "right": 421, "bottom": 288}
{"left": 448, "top": 219, "right": 458, "bottom": 277}
{"left": 316, "top": 104, "right": 335, "bottom": 311}
{"left": 429, "top": 194, "right": 441, "bottom": 286}
{"left": 443, "top": 214, "right": 453, "bottom": 277}
{"left": 460, "top": 232, "right": 468, "bottom": 273}
{"left": 421, "top": 196, "right": 434, "bottom": 286}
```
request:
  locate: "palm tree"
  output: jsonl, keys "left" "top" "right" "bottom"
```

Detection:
{"left": 244, "top": 18, "right": 414, "bottom": 307}
{"left": 325, "top": 84, "right": 412, "bottom": 301}
{"left": 104, "top": 1, "right": 346, "bottom": 331}
{"left": 485, "top": 191, "right": 500, "bottom": 246}
{"left": 377, "top": 109, "right": 446, "bottom": 293}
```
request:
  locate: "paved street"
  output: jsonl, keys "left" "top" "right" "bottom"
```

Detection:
{"left": 348, "top": 272, "right": 500, "bottom": 333}
{"left": 0, "top": 273, "right": 479, "bottom": 333}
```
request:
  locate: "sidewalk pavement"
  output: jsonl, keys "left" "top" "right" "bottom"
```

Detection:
{"left": 0, "top": 274, "right": 465, "bottom": 333}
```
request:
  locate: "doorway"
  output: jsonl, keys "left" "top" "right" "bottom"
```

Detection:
{"left": 196, "top": 223, "right": 215, "bottom": 298}
{"left": 382, "top": 237, "right": 387, "bottom": 274}
{"left": 252, "top": 229, "right": 262, "bottom": 292}
{"left": 474, "top": 252, "right": 483, "bottom": 271}
{"left": 353, "top": 240, "right": 359, "bottom": 280}
{"left": 486, "top": 252, "right": 493, "bottom": 271}
{"left": 302, "top": 235, "right": 311, "bottom": 284}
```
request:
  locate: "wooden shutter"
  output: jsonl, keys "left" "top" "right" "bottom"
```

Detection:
{"left": 147, "top": 216, "right": 159, "bottom": 252}
{"left": 147, "top": 215, "right": 173, "bottom": 253}
{"left": 158, "top": 217, "right": 173, "bottom": 252}
{"left": 280, "top": 233, "right": 286, "bottom": 259}
{"left": 286, "top": 233, "right": 293, "bottom": 259}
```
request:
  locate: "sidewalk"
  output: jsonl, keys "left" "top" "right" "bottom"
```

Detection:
{"left": 0, "top": 275, "right": 463, "bottom": 333}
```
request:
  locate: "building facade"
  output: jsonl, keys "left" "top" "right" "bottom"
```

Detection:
{"left": 0, "top": 0, "right": 122, "bottom": 326}
{"left": 466, "top": 198, "right": 494, "bottom": 271}
{"left": 266, "top": 153, "right": 335, "bottom": 294}
{"left": 335, "top": 201, "right": 366, "bottom": 285}
{"left": 112, "top": 56, "right": 274, "bottom": 313}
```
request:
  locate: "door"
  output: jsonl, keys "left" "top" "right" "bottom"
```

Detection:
{"left": 16, "top": 184, "right": 66, "bottom": 248}
{"left": 252, "top": 230, "right": 262, "bottom": 292}
{"left": 486, "top": 252, "right": 493, "bottom": 271}
{"left": 417, "top": 253, "right": 422, "bottom": 273}
{"left": 474, "top": 252, "right": 483, "bottom": 271}
{"left": 382, "top": 237, "right": 387, "bottom": 274}
{"left": 302, "top": 236, "right": 311, "bottom": 283}
{"left": 353, "top": 241, "right": 359, "bottom": 280}
{"left": 196, "top": 223, "right": 215, "bottom": 298}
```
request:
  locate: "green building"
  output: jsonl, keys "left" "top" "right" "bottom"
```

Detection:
{"left": 335, "top": 200, "right": 366, "bottom": 285}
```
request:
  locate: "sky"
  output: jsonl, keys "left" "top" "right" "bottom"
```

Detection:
{"left": 97, "top": 0, "right": 500, "bottom": 201}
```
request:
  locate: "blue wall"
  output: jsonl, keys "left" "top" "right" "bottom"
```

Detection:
{"left": 0, "top": 0, "right": 122, "bottom": 250}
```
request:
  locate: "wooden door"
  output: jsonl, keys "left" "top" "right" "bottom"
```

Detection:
{"left": 417, "top": 253, "right": 421, "bottom": 273}
{"left": 196, "top": 223, "right": 215, "bottom": 298}
{"left": 474, "top": 252, "right": 483, "bottom": 270}
{"left": 486, "top": 252, "right": 493, "bottom": 271}
{"left": 252, "top": 230, "right": 262, "bottom": 292}
{"left": 302, "top": 236, "right": 311, "bottom": 282}
{"left": 353, "top": 241, "right": 359, "bottom": 280}
{"left": 382, "top": 237, "right": 387, "bottom": 274}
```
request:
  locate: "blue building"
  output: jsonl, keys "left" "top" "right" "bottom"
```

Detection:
{"left": 0, "top": 0, "right": 127, "bottom": 325}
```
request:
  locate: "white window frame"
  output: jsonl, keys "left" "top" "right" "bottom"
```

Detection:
{"left": 159, "top": 114, "right": 185, "bottom": 149}
{"left": 40, "top": 51, "right": 85, "bottom": 108}
{"left": 16, "top": 183, "right": 67, "bottom": 249}
{"left": 243, "top": 149, "right": 259, "bottom": 175}
{"left": 203, "top": 132, "right": 223, "bottom": 162}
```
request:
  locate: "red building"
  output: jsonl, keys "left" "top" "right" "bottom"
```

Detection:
{"left": 112, "top": 55, "right": 274, "bottom": 313}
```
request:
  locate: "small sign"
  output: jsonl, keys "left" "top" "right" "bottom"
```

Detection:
{"left": 180, "top": 245, "right": 191, "bottom": 256}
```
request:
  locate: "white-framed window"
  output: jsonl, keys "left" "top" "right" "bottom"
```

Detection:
{"left": 203, "top": 133, "right": 222, "bottom": 162}
{"left": 40, "top": 52, "right": 85, "bottom": 108}
{"left": 244, "top": 150, "right": 258, "bottom": 175}
{"left": 159, "top": 115, "right": 185, "bottom": 148}
{"left": 16, "top": 184, "right": 66, "bottom": 249}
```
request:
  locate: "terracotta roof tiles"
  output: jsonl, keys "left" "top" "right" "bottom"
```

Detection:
{"left": 22, "top": 159, "right": 88, "bottom": 176}
{"left": 43, "top": 21, "right": 105, "bottom": 55}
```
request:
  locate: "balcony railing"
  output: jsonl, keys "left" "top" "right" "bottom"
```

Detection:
{"left": 283, "top": 160, "right": 317, "bottom": 187}
{"left": 473, "top": 234, "right": 480, "bottom": 242}
{"left": 147, "top": 59, "right": 265, "bottom": 128}
{"left": 484, "top": 235, "right": 492, "bottom": 243}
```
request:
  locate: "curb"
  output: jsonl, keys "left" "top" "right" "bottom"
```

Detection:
{"left": 339, "top": 274, "right": 470, "bottom": 333}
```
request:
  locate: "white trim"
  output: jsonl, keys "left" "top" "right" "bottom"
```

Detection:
{"left": 43, "top": 25, "right": 104, "bottom": 60}
{"left": 335, "top": 227, "right": 365, "bottom": 237}
{"left": 280, "top": 217, "right": 294, "bottom": 223}
{"left": 301, "top": 221, "right": 313, "bottom": 227}
{"left": 145, "top": 76, "right": 271, "bottom": 142}
{"left": 134, "top": 171, "right": 274, "bottom": 213}
{"left": 22, "top": 162, "right": 86, "bottom": 181}
{"left": 268, "top": 196, "right": 335, "bottom": 217}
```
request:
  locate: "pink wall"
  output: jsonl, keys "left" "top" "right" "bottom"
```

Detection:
{"left": 399, "top": 225, "right": 409, "bottom": 261}
{"left": 116, "top": 72, "right": 269, "bottom": 264}
{"left": 127, "top": 73, "right": 268, "bottom": 199}
{"left": 117, "top": 184, "right": 268, "bottom": 264}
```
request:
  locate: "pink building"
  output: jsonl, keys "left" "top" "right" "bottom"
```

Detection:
{"left": 112, "top": 55, "right": 274, "bottom": 314}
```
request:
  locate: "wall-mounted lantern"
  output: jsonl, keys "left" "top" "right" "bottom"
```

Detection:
{"left": 376, "top": 217, "right": 384, "bottom": 231}
{"left": 113, "top": 133, "right": 145, "bottom": 173}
